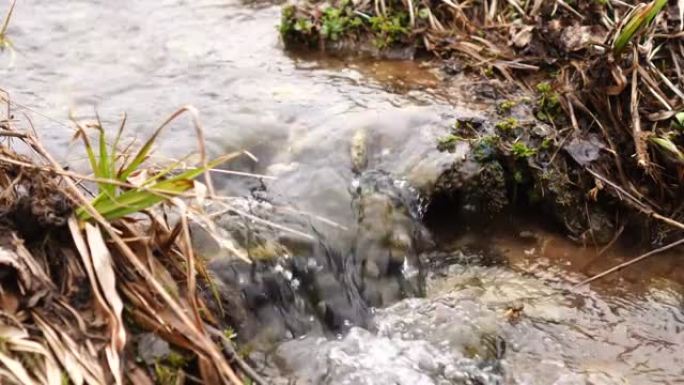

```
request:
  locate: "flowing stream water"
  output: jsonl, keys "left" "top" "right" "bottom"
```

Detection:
{"left": 2, "top": 1, "right": 683, "bottom": 384}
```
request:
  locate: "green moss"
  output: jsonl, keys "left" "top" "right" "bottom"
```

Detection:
{"left": 535, "top": 82, "right": 562, "bottom": 123}
{"left": 513, "top": 169, "right": 524, "bottom": 183}
{"left": 247, "top": 241, "right": 284, "bottom": 261}
{"left": 369, "top": 13, "right": 410, "bottom": 48}
{"left": 511, "top": 141, "right": 536, "bottom": 159}
{"left": 153, "top": 350, "right": 189, "bottom": 385}
{"left": 154, "top": 363, "right": 181, "bottom": 385}
{"left": 472, "top": 135, "right": 499, "bottom": 162}
{"left": 294, "top": 18, "right": 314, "bottom": 34}
{"left": 166, "top": 351, "right": 187, "bottom": 368}
{"left": 280, "top": 2, "right": 415, "bottom": 49}
{"left": 497, "top": 99, "right": 517, "bottom": 114}
{"left": 495, "top": 117, "right": 518, "bottom": 132}
{"left": 536, "top": 82, "right": 553, "bottom": 94}
{"left": 321, "top": 7, "right": 351, "bottom": 41}
{"left": 454, "top": 118, "right": 481, "bottom": 135}
{"left": 279, "top": 5, "right": 297, "bottom": 35}
{"left": 437, "top": 134, "right": 463, "bottom": 152}
{"left": 540, "top": 137, "right": 553, "bottom": 150}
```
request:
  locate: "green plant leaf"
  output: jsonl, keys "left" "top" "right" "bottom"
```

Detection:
{"left": 110, "top": 114, "right": 126, "bottom": 178}
{"left": 613, "top": 0, "right": 668, "bottom": 56}
{"left": 78, "top": 155, "right": 232, "bottom": 221}
{"left": 0, "top": 0, "right": 16, "bottom": 38}
{"left": 97, "top": 126, "right": 117, "bottom": 197}
{"left": 88, "top": 178, "right": 194, "bottom": 220}
{"left": 674, "top": 112, "right": 684, "bottom": 128}
{"left": 117, "top": 122, "right": 167, "bottom": 181}
{"left": 650, "top": 136, "right": 684, "bottom": 161}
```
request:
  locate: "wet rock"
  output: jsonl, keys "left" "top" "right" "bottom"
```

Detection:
{"left": 530, "top": 165, "right": 615, "bottom": 244}
{"left": 137, "top": 333, "right": 171, "bottom": 366}
{"left": 206, "top": 168, "right": 429, "bottom": 343}
{"left": 564, "top": 135, "right": 605, "bottom": 166}
{"left": 353, "top": 170, "right": 428, "bottom": 306}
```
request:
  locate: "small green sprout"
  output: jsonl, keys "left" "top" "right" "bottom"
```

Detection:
{"left": 224, "top": 327, "right": 237, "bottom": 340}
{"left": 535, "top": 82, "right": 561, "bottom": 123}
{"left": 536, "top": 82, "right": 552, "bottom": 94}
{"left": 674, "top": 112, "right": 684, "bottom": 129}
{"left": 650, "top": 136, "right": 684, "bottom": 162}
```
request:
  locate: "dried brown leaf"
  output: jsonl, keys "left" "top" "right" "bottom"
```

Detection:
{"left": 0, "top": 350, "right": 35, "bottom": 385}
{"left": 84, "top": 223, "right": 126, "bottom": 351}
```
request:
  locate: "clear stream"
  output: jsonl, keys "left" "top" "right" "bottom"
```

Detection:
{"left": 2, "top": 1, "right": 682, "bottom": 384}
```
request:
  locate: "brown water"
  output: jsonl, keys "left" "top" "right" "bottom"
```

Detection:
{"left": 273, "top": 224, "right": 683, "bottom": 384}
{"left": 440, "top": 220, "right": 684, "bottom": 384}
{"left": 2, "top": 1, "right": 682, "bottom": 383}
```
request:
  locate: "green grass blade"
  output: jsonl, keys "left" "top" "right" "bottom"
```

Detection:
{"left": 97, "top": 126, "right": 117, "bottom": 197}
{"left": 110, "top": 113, "right": 127, "bottom": 179}
{"left": 0, "top": 0, "right": 16, "bottom": 37}
{"left": 613, "top": 0, "right": 668, "bottom": 56}
{"left": 90, "top": 179, "right": 195, "bottom": 220}
{"left": 80, "top": 131, "right": 99, "bottom": 183}
{"left": 650, "top": 136, "right": 684, "bottom": 161}
{"left": 117, "top": 122, "right": 168, "bottom": 181}
{"left": 140, "top": 156, "right": 193, "bottom": 187}
{"left": 674, "top": 112, "right": 684, "bottom": 128}
{"left": 78, "top": 155, "right": 232, "bottom": 221}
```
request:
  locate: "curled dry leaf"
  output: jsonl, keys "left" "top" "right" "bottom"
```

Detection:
{"left": 560, "top": 24, "right": 605, "bottom": 52}
{"left": 33, "top": 313, "right": 105, "bottom": 385}
{"left": 510, "top": 25, "right": 534, "bottom": 48}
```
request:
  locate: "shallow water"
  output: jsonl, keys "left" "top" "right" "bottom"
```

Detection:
{"left": 2, "top": 1, "right": 682, "bottom": 383}
{"left": 269, "top": 224, "right": 684, "bottom": 384}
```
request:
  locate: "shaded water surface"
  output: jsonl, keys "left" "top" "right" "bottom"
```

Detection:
{"left": 2, "top": 1, "right": 682, "bottom": 384}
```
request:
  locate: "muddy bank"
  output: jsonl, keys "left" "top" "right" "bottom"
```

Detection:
{"left": 279, "top": 0, "right": 684, "bottom": 245}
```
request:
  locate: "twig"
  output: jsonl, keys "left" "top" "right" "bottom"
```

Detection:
{"left": 207, "top": 325, "right": 269, "bottom": 385}
{"left": 556, "top": 0, "right": 584, "bottom": 19}
{"left": 597, "top": 223, "right": 625, "bottom": 256}
{"left": 0, "top": 129, "right": 27, "bottom": 138}
{"left": 572, "top": 237, "right": 684, "bottom": 289}
{"left": 630, "top": 47, "right": 649, "bottom": 169}
{"left": 586, "top": 168, "right": 684, "bottom": 231}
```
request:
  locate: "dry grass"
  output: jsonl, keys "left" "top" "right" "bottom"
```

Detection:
{"left": 0, "top": 99, "right": 260, "bottom": 384}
